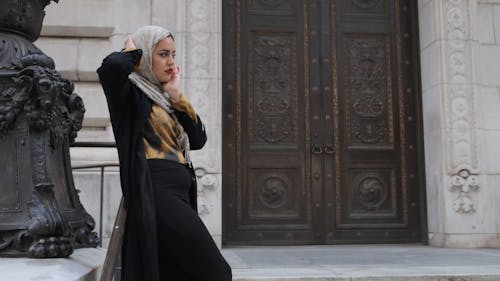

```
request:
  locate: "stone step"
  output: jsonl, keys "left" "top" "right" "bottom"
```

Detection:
{"left": 223, "top": 245, "right": 500, "bottom": 281}
{"left": 0, "top": 248, "right": 105, "bottom": 281}
{"left": 232, "top": 268, "right": 500, "bottom": 281}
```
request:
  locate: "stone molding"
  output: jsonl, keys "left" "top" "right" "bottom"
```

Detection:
{"left": 183, "top": 0, "right": 221, "bottom": 222}
{"left": 443, "top": 0, "right": 480, "bottom": 213}
{"left": 40, "top": 25, "right": 114, "bottom": 38}
{"left": 152, "top": 0, "right": 221, "bottom": 220}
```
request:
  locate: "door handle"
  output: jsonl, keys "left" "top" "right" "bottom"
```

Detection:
{"left": 324, "top": 145, "right": 335, "bottom": 154}
{"left": 311, "top": 145, "right": 323, "bottom": 155}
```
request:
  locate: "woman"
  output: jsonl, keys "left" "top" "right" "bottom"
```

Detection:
{"left": 97, "top": 25, "right": 232, "bottom": 281}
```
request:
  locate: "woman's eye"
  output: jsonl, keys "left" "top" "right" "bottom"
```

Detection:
{"left": 157, "top": 52, "right": 175, "bottom": 59}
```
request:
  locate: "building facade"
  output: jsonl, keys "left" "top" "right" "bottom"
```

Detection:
{"left": 38, "top": 0, "right": 500, "bottom": 248}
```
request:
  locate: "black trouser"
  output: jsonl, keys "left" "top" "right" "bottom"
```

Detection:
{"left": 148, "top": 159, "right": 232, "bottom": 281}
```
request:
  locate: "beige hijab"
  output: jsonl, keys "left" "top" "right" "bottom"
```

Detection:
{"left": 128, "top": 25, "right": 191, "bottom": 164}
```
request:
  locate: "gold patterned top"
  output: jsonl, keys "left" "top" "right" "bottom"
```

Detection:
{"left": 143, "top": 94, "right": 198, "bottom": 164}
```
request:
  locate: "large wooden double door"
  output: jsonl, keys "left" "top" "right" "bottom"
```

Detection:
{"left": 222, "top": 0, "right": 426, "bottom": 245}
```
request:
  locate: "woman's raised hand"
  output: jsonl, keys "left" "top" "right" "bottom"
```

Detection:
{"left": 163, "top": 65, "right": 182, "bottom": 102}
{"left": 125, "top": 35, "right": 136, "bottom": 50}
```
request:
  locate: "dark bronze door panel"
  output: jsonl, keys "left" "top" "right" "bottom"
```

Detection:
{"left": 328, "top": 0, "right": 426, "bottom": 243}
{"left": 223, "top": 0, "right": 426, "bottom": 245}
{"left": 223, "top": 0, "right": 317, "bottom": 244}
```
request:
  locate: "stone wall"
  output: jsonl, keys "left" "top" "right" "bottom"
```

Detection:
{"left": 475, "top": 0, "right": 500, "bottom": 246}
{"left": 36, "top": 0, "right": 500, "bottom": 249}
{"left": 37, "top": 0, "right": 223, "bottom": 247}
{"left": 419, "top": 0, "right": 500, "bottom": 247}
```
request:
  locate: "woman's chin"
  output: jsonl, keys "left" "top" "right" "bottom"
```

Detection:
{"left": 157, "top": 77, "right": 170, "bottom": 84}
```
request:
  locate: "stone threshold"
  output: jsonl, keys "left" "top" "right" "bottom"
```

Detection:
{"left": 223, "top": 245, "right": 500, "bottom": 281}
{"left": 232, "top": 268, "right": 500, "bottom": 281}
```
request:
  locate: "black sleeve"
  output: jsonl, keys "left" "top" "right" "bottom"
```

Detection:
{"left": 174, "top": 111, "right": 207, "bottom": 150}
{"left": 97, "top": 50, "right": 142, "bottom": 111}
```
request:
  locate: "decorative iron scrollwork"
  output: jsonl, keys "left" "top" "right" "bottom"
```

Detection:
{"left": 346, "top": 36, "right": 392, "bottom": 146}
{"left": 0, "top": 74, "right": 32, "bottom": 135}
{"left": 256, "top": 95, "right": 289, "bottom": 114}
{"left": 258, "top": 0, "right": 286, "bottom": 7}
{"left": 351, "top": 0, "right": 382, "bottom": 10}
{"left": 25, "top": 181, "right": 73, "bottom": 257}
{"left": 252, "top": 34, "right": 296, "bottom": 144}
{"left": 353, "top": 120, "right": 386, "bottom": 144}
{"left": 256, "top": 118, "right": 290, "bottom": 143}
{"left": 0, "top": 0, "right": 59, "bottom": 41}
{"left": 1, "top": 52, "right": 85, "bottom": 146}
{"left": 353, "top": 94, "right": 384, "bottom": 117}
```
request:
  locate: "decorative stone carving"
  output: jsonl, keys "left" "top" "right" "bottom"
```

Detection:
{"left": 449, "top": 168, "right": 479, "bottom": 214}
{"left": 444, "top": 0, "right": 480, "bottom": 213}
{"left": 0, "top": 0, "right": 98, "bottom": 257}
{"left": 199, "top": 173, "right": 217, "bottom": 188}
{"left": 185, "top": 0, "right": 217, "bottom": 173}
{"left": 195, "top": 167, "right": 217, "bottom": 217}
{"left": 185, "top": 0, "right": 222, "bottom": 223}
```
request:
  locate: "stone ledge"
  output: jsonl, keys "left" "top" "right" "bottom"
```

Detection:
{"left": 0, "top": 248, "right": 105, "bottom": 281}
{"left": 41, "top": 25, "right": 114, "bottom": 38}
{"left": 429, "top": 233, "right": 500, "bottom": 248}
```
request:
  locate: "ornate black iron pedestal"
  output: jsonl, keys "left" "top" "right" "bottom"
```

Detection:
{"left": 0, "top": 0, "right": 99, "bottom": 258}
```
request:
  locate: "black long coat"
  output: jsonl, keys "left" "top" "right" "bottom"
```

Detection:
{"left": 97, "top": 49, "right": 207, "bottom": 281}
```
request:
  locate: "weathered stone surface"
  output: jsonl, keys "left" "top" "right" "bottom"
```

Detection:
{"left": 0, "top": 248, "right": 105, "bottom": 281}
{"left": 477, "top": 3, "right": 495, "bottom": 44}
{"left": 418, "top": 0, "right": 500, "bottom": 248}
{"left": 226, "top": 245, "right": 500, "bottom": 281}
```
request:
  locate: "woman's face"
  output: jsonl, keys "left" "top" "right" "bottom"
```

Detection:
{"left": 152, "top": 36, "right": 176, "bottom": 84}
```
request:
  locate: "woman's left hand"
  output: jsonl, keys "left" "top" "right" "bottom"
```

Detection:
{"left": 163, "top": 65, "right": 182, "bottom": 102}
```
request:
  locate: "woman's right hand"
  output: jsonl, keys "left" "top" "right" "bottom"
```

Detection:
{"left": 124, "top": 35, "right": 137, "bottom": 50}
{"left": 163, "top": 65, "right": 182, "bottom": 101}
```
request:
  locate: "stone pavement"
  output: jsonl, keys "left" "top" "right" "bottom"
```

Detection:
{"left": 222, "top": 245, "right": 500, "bottom": 281}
